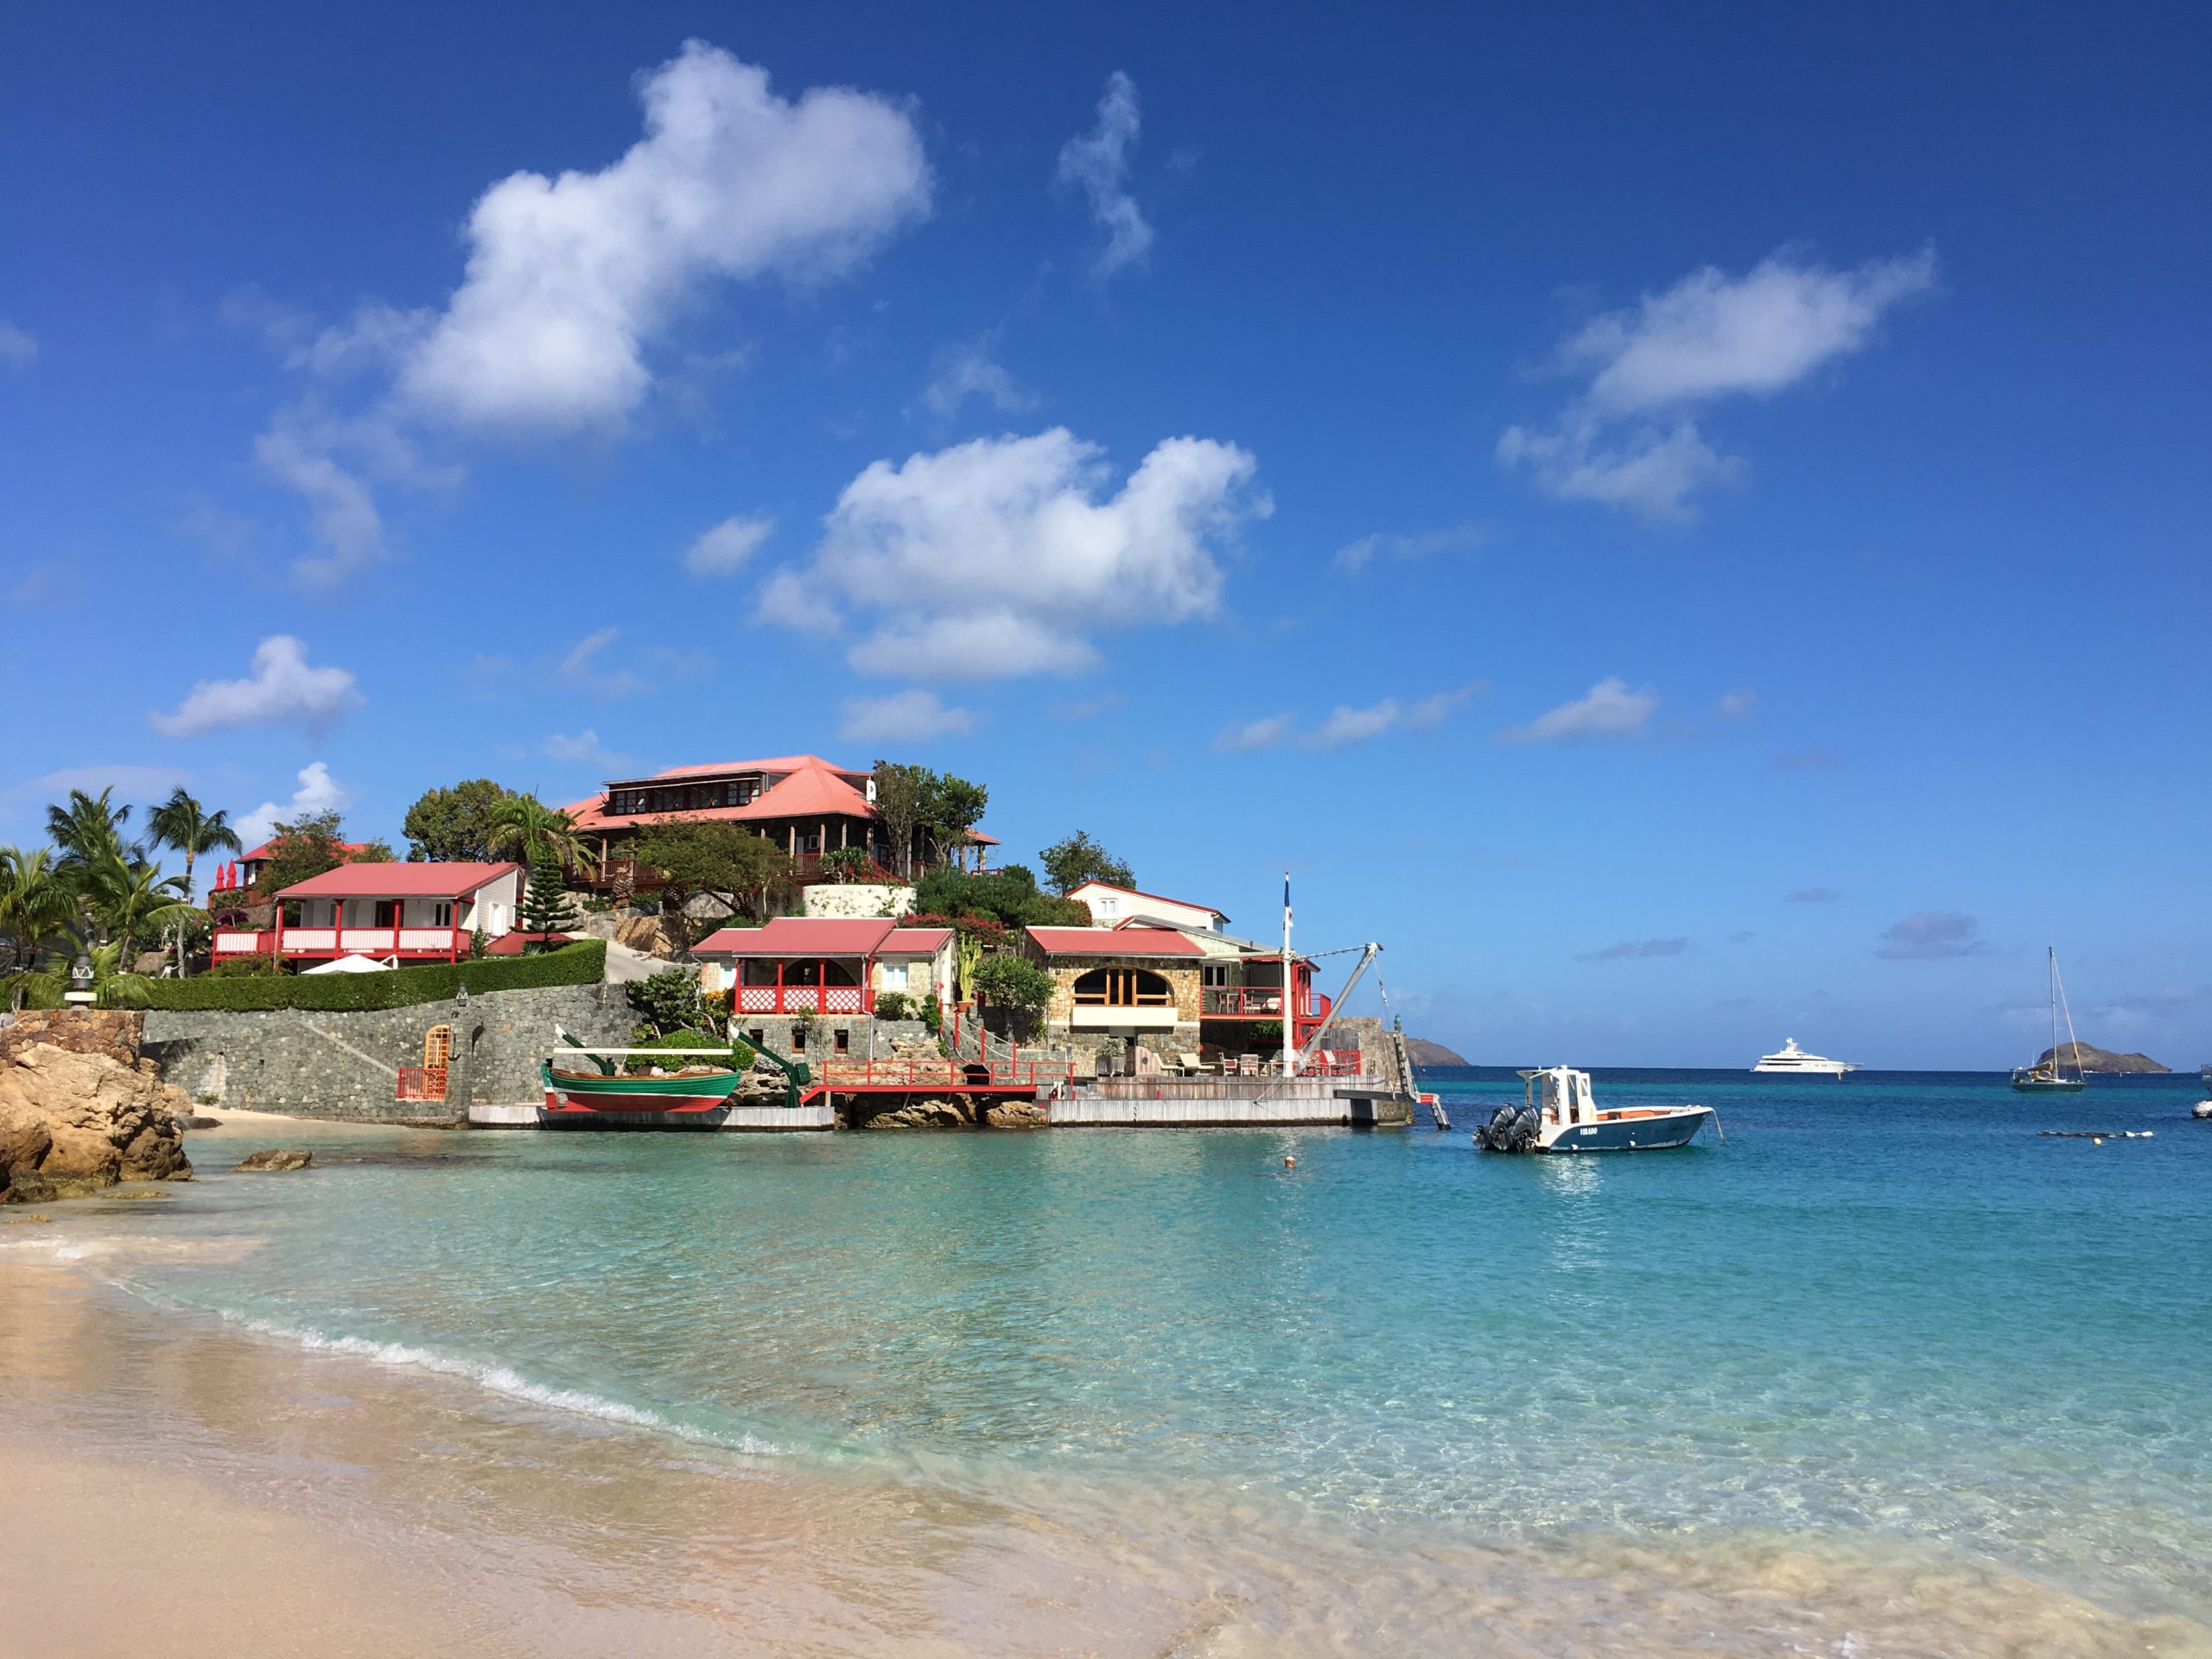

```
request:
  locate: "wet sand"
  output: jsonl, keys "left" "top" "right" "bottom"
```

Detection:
{"left": 4, "top": 1239, "right": 2207, "bottom": 1657}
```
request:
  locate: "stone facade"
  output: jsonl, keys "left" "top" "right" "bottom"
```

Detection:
{"left": 724, "top": 1014, "right": 933, "bottom": 1067}
{"left": 140, "top": 983, "right": 633, "bottom": 1123}
{"left": 800, "top": 883, "right": 915, "bottom": 919}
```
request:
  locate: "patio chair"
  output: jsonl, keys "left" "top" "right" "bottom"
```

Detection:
{"left": 1175, "top": 1051, "right": 1216, "bottom": 1076}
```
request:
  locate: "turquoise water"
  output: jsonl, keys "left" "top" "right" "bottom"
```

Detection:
{"left": 46, "top": 1070, "right": 2212, "bottom": 1636}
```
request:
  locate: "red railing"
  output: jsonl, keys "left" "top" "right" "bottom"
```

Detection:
{"left": 733, "top": 984, "right": 874, "bottom": 1014}
{"left": 396, "top": 1066, "right": 449, "bottom": 1102}
{"left": 1202, "top": 985, "right": 1291, "bottom": 1016}
{"left": 212, "top": 926, "right": 472, "bottom": 961}
{"left": 804, "top": 1057, "right": 1073, "bottom": 1090}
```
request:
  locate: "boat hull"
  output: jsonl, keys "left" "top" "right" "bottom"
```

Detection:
{"left": 2011, "top": 1077, "right": 2086, "bottom": 1094}
{"left": 542, "top": 1065, "right": 742, "bottom": 1116}
{"left": 1538, "top": 1107, "right": 1713, "bottom": 1152}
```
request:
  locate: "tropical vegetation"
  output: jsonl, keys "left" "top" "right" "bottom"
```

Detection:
{"left": 870, "top": 761, "right": 989, "bottom": 878}
{"left": 1039, "top": 830, "right": 1135, "bottom": 895}
{"left": 486, "top": 794, "right": 598, "bottom": 875}
{"left": 401, "top": 779, "right": 515, "bottom": 862}
{"left": 630, "top": 819, "right": 794, "bottom": 944}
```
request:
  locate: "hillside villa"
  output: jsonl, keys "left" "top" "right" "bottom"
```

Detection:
{"left": 561, "top": 754, "right": 996, "bottom": 893}
{"left": 209, "top": 861, "right": 523, "bottom": 968}
{"left": 690, "top": 917, "right": 957, "bottom": 1058}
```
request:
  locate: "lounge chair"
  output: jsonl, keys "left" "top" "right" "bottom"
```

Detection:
{"left": 1175, "top": 1051, "right": 1216, "bottom": 1076}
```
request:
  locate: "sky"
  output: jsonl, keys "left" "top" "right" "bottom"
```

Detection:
{"left": 3, "top": 3, "right": 2208, "bottom": 1069}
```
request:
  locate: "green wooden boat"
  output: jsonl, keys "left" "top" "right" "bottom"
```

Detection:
{"left": 540, "top": 1027, "right": 811, "bottom": 1116}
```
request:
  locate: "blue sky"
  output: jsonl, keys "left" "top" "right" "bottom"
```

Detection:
{"left": 3, "top": 3, "right": 2208, "bottom": 1068}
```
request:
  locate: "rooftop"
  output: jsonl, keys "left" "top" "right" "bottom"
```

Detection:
{"left": 276, "top": 861, "right": 518, "bottom": 900}
{"left": 1025, "top": 925, "right": 1206, "bottom": 958}
{"left": 692, "top": 918, "right": 954, "bottom": 958}
{"left": 1067, "top": 879, "right": 1228, "bottom": 924}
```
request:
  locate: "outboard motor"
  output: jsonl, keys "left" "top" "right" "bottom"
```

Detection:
{"left": 1478, "top": 1101, "right": 1541, "bottom": 1154}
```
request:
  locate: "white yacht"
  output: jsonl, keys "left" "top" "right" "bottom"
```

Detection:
{"left": 1752, "top": 1038, "right": 1857, "bottom": 1078}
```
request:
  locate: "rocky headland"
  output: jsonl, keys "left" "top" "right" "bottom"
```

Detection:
{"left": 1405, "top": 1037, "right": 1471, "bottom": 1066}
{"left": 2036, "top": 1042, "right": 2169, "bottom": 1075}
{"left": 0, "top": 1042, "right": 194, "bottom": 1203}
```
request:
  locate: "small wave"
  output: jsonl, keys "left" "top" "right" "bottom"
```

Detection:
{"left": 218, "top": 1311, "right": 787, "bottom": 1458}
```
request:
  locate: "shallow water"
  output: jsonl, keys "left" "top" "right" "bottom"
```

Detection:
{"left": 11, "top": 1070, "right": 2212, "bottom": 1653}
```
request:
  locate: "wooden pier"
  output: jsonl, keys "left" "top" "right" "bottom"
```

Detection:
{"left": 1050, "top": 1075, "right": 1414, "bottom": 1128}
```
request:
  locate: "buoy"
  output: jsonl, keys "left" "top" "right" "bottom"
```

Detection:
{"left": 2092, "top": 1136, "right": 2103, "bottom": 1146}
{"left": 1283, "top": 1154, "right": 1296, "bottom": 1168}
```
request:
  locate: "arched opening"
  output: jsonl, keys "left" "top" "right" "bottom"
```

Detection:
{"left": 1071, "top": 967, "right": 1173, "bottom": 1007}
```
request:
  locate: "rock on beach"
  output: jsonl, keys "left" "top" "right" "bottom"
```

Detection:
{"left": 0, "top": 1042, "right": 194, "bottom": 1203}
{"left": 232, "top": 1148, "right": 315, "bottom": 1172}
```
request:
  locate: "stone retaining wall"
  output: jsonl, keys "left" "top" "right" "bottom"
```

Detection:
{"left": 140, "top": 984, "right": 633, "bottom": 1123}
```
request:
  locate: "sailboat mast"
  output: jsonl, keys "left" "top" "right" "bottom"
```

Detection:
{"left": 2049, "top": 947, "right": 2059, "bottom": 1071}
{"left": 2052, "top": 949, "right": 2082, "bottom": 1079}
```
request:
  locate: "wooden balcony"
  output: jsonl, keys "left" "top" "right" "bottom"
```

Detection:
{"left": 732, "top": 984, "right": 874, "bottom": 1014}
{"left": 211, "top": 927, "right": 471, "bottom": 962}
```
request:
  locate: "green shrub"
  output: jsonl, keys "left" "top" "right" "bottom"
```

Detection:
{"left": 209, "top": 953, "right": 280, "bottom": 977}
{"left": 874, "top": 989, "right": 915, "bottom": 1022}
{"left": 625, "top": 968, "right": 709, "bottom": 1039}
{"left": 134, "top": 940, "right": 606, "bottom": 1011}
{"left": 621, "top": 1029, "right": 754, "bottom": 1074}
{"left": 969, "top": 953, "right": 1055, "bottom": 1012}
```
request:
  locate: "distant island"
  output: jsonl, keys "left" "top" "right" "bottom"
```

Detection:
{"left": 2037, "top": 1041, "right": 2169, "bottom": 1075}
{"left": 1406, "top": 1037, "right": 1471, "bottom": 1067}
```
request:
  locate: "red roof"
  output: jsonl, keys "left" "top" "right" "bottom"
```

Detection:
{"left": 563, "top": 754, "right": 880, "bottom": 834}
{"left": 1025, "top": 926, "right": 1205, "bottom": 957}
{"left": 276, "top": 861, "right": 518, "bottom": 900}
{"left": 242, "top": 839, "right": 371, "bottom": 862}
{"left": 693, "top": 918, "right": 901, "bottom": 958}
{"left": 882, "top": 927, "right": 952, "bottom": 954}
{"left": 1069, "top": 880, "right": 1227, "bottom": 923}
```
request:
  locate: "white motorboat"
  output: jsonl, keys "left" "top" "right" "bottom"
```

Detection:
{"left": 1751, "top": 1038, "right": 1856, "bottom": 1078}
{"left": 1474, "top": 1067, "right": 1713, "bottom": 1153}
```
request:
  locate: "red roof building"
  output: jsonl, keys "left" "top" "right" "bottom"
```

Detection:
{"left": 692, "top": 917, "right": 957, "bottom": 1015}
{"left": 560, "top": 754, "right": 993, "bottom": 889}
{"left": 210, "top": 862, "right": 525, "bottom": 969}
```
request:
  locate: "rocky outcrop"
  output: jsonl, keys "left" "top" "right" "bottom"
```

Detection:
{"left": 2037, "top": 1042, "right": 2170, "bottom": 1075}
{"left": 1404, "top": 1037, "right": 1471, "bottom": 1067}
{"left": 0, "top": 1042, "right": 193, "bottom": 1202}
{"left": 614, "top": 916, "right": 683, "bottom": 960}
{"left": 0, "top": 1008, "right": 144, "bottom": 1070}
{"left": 982, "top": 1100, "right": 1047, "bottom": 1129}
{"left": 234, "top": 1148, "right": 313, "bottom": 1171}
{"left": 856, "top": 1096, "right": 969, "bottom": 1129}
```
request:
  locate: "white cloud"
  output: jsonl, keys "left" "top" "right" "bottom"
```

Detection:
{"left": 764, "top": 427, "right": 1264, "bottom": 683}
{"left": 921, "top": 340, "right": 1034, "bottom": 421}
{"left": 1333, "top": 524, "right": 1485, "bottom": 575}
{"left": 241, "top": 42, "right": 931, "bottom": 588}
{"left": 0, "top": 321, "right": 35, "bottom": 369}
{"left": 254, "top": 418, "right": 385, "bottom": 589}
{"left": 542, "top": 729, "right": 626, "bottom": 769}
{"left": 1214, "top": 713, "right": 1296, "bottom": 753}
{"left": 234, "top": 762, "right": 353, "bottom": 849}
{"left": 1305, "top": 684, "right": 1483, "bottom": 748}
{"left": 1211, "top": 685, "right": 1482, "bottom": 751}
{"left": 1716, "top": 688, "right": 1757, "bottom": 720}
{"left": 398, "top": 41, "right": 931, "bottom": 435}
{"left": 149, "top": 636, "right": 364, "bottom": 738}
{"left": 1497, "top": 677, "right": 1657, "bottom": 744}
{"left": 558, "top": 627, "right": 647, "bottom": 698}
{"left": 1497, "top": 416, "right": 1740, "bottom": 521}
{"left": 683, "top": 514, "right": 773, "bottom": 577}
{"left": 1876, "top": 911, "right": 1986, "bottom": 960}
{"left": 837, "top": 689, "right": 976, "bottom": 743}
{"left": 1056, "top": 72, "right": 1153, "bottom": 279}
{"left": 1501, "top": 248, "right": 1937, "bottom": 518}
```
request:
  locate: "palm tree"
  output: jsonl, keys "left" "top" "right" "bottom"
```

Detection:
{"left": 486, "top": 795, "right": 599, "bottom": 876}
{"left": 46, "top": 787, "right": 130, "bottom": 874}
{"left": 79, "top": 847, "right": 192, "bottom": 976}
{"left": 0, "top": 845, "right": 76, "bottom": 1008}
{"left": 147, "top": 789, "right": 241, "bottom": 975}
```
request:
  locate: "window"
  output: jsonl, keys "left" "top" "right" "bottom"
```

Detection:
{"left": 881, "top": 963, "right": 907, "bottom": 990}
{"left": 1071, "top": 967, "right": 1173, "bottom": 1007}
{"left": 372, "top": 900, "right": 400, "bottom": 928}
{"left": 747, "top": 1028, "right": 766, "bottom": 1047}
{"left": 1096, "top": 896, "right": 1120, "bottom": 917}
{"left": 432, "top": 902, "right": 454, "bottom": 926}
{"left": 791, "top": 1026, "right": 806, "bottom": 1052}
{"left": 1201, "top": 964, "right": 1230, "bottom": 987}
{"left": 833, "top": 1029, "right": 850, "bottom": 1054}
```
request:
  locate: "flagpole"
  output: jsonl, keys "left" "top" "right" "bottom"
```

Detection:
{"left": 1281, "top": 871, "right": 1296, "bottom": 1079}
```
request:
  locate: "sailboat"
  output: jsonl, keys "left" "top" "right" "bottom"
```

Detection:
{"left": 2012, "top": 947, "right": 2087, "bottom": 1094}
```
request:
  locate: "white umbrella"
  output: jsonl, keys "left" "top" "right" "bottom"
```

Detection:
{"left": 301, "top": 953, "right": 395, "bottom": 975}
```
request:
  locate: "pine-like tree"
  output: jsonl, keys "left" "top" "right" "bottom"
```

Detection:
{"left": 518, "top": 847, "right": 580, "bottom": 947}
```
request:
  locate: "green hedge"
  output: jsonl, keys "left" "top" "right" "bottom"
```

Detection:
{"left": 132, "top": 940, "right": 607, "bottom": 1012}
